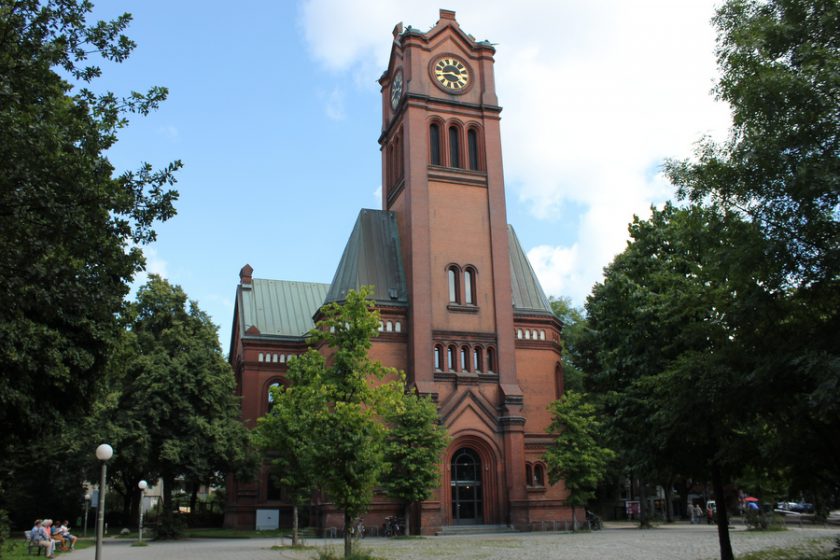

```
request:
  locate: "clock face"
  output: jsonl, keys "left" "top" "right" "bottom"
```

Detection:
{"left": 433, "top": 57, "right": 470, "bottom": 92}
{"left": 390, "top": 70, "right": 403, "bottom": 110}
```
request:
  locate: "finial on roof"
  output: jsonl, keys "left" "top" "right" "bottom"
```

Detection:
{"left": 392, "top": 22, "right": 403, "bottom": 38}
{"left": 239, "top": 264, "right": 253, "bottom": 285}
{"left": 439, "top": 9, "right": 456, "bottom": 21}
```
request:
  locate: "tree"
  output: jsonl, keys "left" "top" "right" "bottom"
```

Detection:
{"left": 549, "top": 297, "right": 588, "bottom": 393}
{"left": 381, "top": 389, "right": 449, "bottom": 536}
{"left": 306, "top": 287, "right": 404, "bottom": 558}
{"left": 98, "top": 276, "right": 254, "bottom": 538}
{"left": 0, "top": 0, "right": 180, "bottom": 524}
{"left": 253, "top": 351, "right": 325, "bottom": 546}
{"left": 665, "top": 0, "right": 840, "bottom": 509}
{"left": 544, "top": 391, "right": 614, "bottom": 532}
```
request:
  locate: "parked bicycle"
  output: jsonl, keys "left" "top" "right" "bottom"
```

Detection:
{"left": 586, "top": 510, "right": 603, "bottom": 530}
{"left": 383, "top": 515, "right": 404, "bottom": 537}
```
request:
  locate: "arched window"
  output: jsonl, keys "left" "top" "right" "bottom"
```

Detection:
{"left": 430, "top": 123, "right": 441, "bottom": 165}
{"left": 468, "top": 128, "right": 479, "bottom": 170}
{"left": 516, "top": 329, "right": 523, "bottom": 339}
{"left": 447, "top": 346, "right": 456, "bottom": 371}
{"left": 258, "top": 352, "right": 264, "bottom": 362}
{"left": 448, "top": 266, "right": 460, "bottom": 303}
{"left": 267, "top": 382, "right": 281, "bottom": 412}
{"left": 449, "top": 126, "right": 461, "bottom": 168}
{"left": 525, "top": 463, "right": 533, "bottom": 487}
{"left": 386, "top": 320, "right": 393, "bottom": 332}
{"left": 460, "top": 346, "right": 469, "bottom": 371}
{"left": 434, "top": 346, "right": 442, "bottom": 370}
{"left": 464, "top": 267, "right": 476, "bottom": 304}
{"left": 534, "top": 464, "right": 545, "bottom": 487}
{"left": 487, "top": 347, "right": 496, "bottom": 372}
{"left": 473, "top": 347, "right": 482, "bottom": 372}
{"left": 395, "top": 321, "right": 402, "bottom": 332}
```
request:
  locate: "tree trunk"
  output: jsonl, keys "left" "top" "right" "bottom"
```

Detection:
{"left": 189, "top": 481, "right": 198, "bottom": 514}
{"left": 162, "top": 473, "right": 173, "bottom": 512}
{"left": 292, "top": 504, "right": 299, "bottom": 546}
{"left": 571, "top": 504, "right": 577, "bottom": 532}
{"left": 711, "top": 463, "right": 734, "bottom": 560}
{"left": 404, "top": 503, "right": 411, "bottom": 536}
{"left": 343, "top": 511, "right": 351, "bottom": 559}
{"left": 665, "top": 478, "right": 674, "bottom": 523}
{"left": 639, "top": 477, "right": 649, "bottom": 528}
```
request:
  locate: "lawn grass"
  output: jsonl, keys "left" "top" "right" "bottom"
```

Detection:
{"left": 185, "top": 527, "right": 311, "bottom": 539}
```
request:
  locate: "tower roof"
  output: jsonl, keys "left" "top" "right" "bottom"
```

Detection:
{"left": 324, "top": 209, "right": 408, "bottom": 307}
{"left": 508, "top": 226, "right": 553, "bottom": 316}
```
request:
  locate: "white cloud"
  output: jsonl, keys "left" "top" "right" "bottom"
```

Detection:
{"left": 321, "top": 87, "right": 346, "bottom": 120}
{"left": 373, "top": 185, "right": 382, "bottom": 203}
{"left": 298, "top": 0, "right": 731, "bottom": 304}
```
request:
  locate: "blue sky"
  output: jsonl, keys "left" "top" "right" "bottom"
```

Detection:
{"left": 93, "top": 1, "right": 730, "bottom": 352}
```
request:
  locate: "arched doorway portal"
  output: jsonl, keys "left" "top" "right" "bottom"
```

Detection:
{"left": 450, "top": 448, "right": 483, "bottom": 524}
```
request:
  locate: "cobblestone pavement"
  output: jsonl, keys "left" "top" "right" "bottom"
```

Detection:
{"left": 68, "top": 523, "right": 839, "bottom": 560}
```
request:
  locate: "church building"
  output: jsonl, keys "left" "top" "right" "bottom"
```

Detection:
{"left": 225, "top": 10, "right": 570, "bottom": 534}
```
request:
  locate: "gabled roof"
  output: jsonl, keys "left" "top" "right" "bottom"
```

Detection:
{"left": 239, "top": 279, "right": 329, "bottom": 339}
{"left": 508, "top": 226, "right": 553, "bottom": 316}
{"left": 324, "top": 209, "right": 408, "bottom": 307}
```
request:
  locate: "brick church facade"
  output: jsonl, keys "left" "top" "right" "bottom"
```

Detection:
{"left": 225, "top": 10, "right": 571, "bottom": 534}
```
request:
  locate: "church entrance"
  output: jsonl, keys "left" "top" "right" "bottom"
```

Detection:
{"left": 450, "top": 448, "right": 483, "bottom": 524}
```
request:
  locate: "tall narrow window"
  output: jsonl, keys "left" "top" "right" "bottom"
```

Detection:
{"left": 534, "top": 464, "right": 545, "bottom": 487}
{"left": 464, "top": 267, "right": 476, "bottom": 304}
{"left": 525, "top": 463, "right": 533, "bottom": 487}
{"left": 473, "top": 347, "right": 482, "bottom": 372}
{"left": 448, "top": 266, "right": 460, "bottom": 303}
{"left": 434, "top": 346, "right": 442, "bottom": 370}
{"left": 447, "top": 346, "right": 456, "bottom": 371}
{"left": 430, "top": 124, "right": 441, "bottom": 165}
{"left": 468, "top": 128, "right": 479, "bottom": 170}
{"left": 449, "top": 126, "right": 460, "bottom": 168}
{"left": 487, "top": 347, "right": 496, "bottom": 372}
{"left": 460, "top": 346, "right": 469, "bottom": 371}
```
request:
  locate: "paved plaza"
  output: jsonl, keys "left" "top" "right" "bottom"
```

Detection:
{"left": 65, "top": 523, "right": 839, "bottom": 560}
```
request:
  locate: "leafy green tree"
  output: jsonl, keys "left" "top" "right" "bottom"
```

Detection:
{"left": 549, "top": 297, "right": 588, "bottom": 392}
{"left": 544, "top": 391, "right": 614, "bottom": 531}
{"left": 96, "top": 276, "right": 254, "bottom": 538}
{"left": 665, "top": 0, "right": 839, "bottom": 508}
{"left": 381, "top": 389, "right": 449, "bottom": 536}
{"left": 306, "top": 287, "right": 405, "bottom": 558}
{"left": 0, "top": 0, "right": 179, "bottom": 529}
{"left": 253, "top": 351, "right": 325, "bottom": 546}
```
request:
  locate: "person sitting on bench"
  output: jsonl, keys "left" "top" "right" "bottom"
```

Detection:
{"left": 30, "top": 519, "right": 55, "bottom": 558}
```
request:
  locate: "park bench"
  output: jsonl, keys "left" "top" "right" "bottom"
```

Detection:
{"left": 24, "top": 530, "right": 47, "bottom": 556}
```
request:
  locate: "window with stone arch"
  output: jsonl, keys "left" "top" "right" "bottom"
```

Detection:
{"left": 533, "top": 463, "right": 546, "bottom": 487}
{"left": 429, "top": 121, "right": 442, "bottom": 165}
{"left": 467, "top": 126, "right": 482, "bottom": 171}
{"left": 460, "top": 346, "right": 469, "bottom": 371}
{"left": 434, "top": 345, "right": 443, "bottom": 371}
{"left": 464, "top": 266, "right": 477, "bottom": 305}
{"left": 473, "top": 346, "right": 483, "bottom": 372}
{"left": 447, "top": 345, "right": 456, "bottom": 371}
{"left": 486, "top": 347, "right": 496, "bottom": 372}
{"left": 448, "top": 124, "right": 462, "bottom": 168}
{"left": 447, "top": 265, "right": 461, "bottom": 303}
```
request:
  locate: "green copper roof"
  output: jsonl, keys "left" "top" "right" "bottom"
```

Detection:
{"left": 239, "top": 279, "right": 329, "bottom": 338}
{"left": 508, "top": 225, "right": 553, "bottom": 315}
{"left": 324, "top": 209, "right": 408, "bottom": 306}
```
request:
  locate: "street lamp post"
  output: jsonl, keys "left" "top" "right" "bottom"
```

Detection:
{"left": 137, "top": 480, "right": 148, "bottom": 543}
{"left": 95, "top": 444, "right": 113, "bottom": 560}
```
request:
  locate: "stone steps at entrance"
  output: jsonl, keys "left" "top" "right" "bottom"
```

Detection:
{"left": 436, "top": 524, "right": 519, "bottom": 536}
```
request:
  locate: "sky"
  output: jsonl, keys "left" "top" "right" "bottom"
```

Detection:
{"left": 93, "top": 1, "right": 731, "bottom": 352}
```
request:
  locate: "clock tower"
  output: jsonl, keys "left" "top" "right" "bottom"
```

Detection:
{"left": 378, "top": 10, "right": 566, "bottom": 531}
